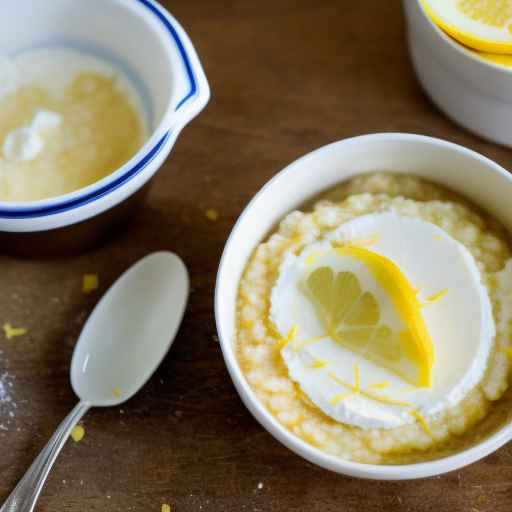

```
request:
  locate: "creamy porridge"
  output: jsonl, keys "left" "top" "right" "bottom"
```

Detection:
{"left": 236, "top": 173, "right": 512, "bottom": 464}
{"left": 0, "top": 48, "right": 147, "bottom": 202}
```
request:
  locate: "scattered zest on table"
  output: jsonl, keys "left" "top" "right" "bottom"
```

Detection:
{"left": 2, "top": 323, "right": 28, "bottom": 340}
{"left": 71, "top": 425, "right": 85, "bottom": 443}
{"left": 205, "top": 208, "right": 219, "bottom": 221}
{"left": 82, "top": 274, "right": 99, "bottom": 294}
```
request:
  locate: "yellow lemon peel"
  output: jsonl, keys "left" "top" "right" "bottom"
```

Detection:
{"left": 205, "top": 209, "right": 219, "bottom": 221}
{"left": 161, "top": 504, "right": 172, "bottom": 512}
{"left": 2, "top": 323, "right": 27, "bottom": 340}
{"left": 409, "top": 409, "right": 432, "bottom": 436}
{"left": 304, "top": 246, "right": 435, "bottom": 387}
{"left": 329, "top": 370, "right": 413, "bottom": 408}
{"left": 421, "top": 0, "right": 512, "bottom": 54}
{"left": 426, "top": 289, "right": 449, "bottom": 303}
{"left": 353, "top": 363, "right": 361, "bottom": 392}
{"left": 277, "top": 325, "right": 299, "bottom": 349}
{"left": 368, "top": 380, "right": 390, "bottom": 390}
{"left": 330, "top": 391, "right": 355, "bottom": 405}
{"left": 82, "top": 274, "right": 99, "bottom": 294}
{"left": 309, "top": 358, "right": 329, "bottom": 369}
{"left": 71, "top": 425, "right": 85, "bottom": 443}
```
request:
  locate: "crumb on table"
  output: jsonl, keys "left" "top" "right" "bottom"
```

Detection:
{"left": 71, "top": 425, "right": 85, "bottom": 443}
{"left": 205, "top": 209, "right": 219, "bottom": 221}
{"left": 82, "top": 274, "right": 99, "bottom": 294}
{"left": 2, "top": 323, "right": 28, "bottom": 340}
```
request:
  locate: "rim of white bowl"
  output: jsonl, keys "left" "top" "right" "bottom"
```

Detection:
{"left": 0, "top": 0, "right": 210, "bottom": 220}
{"left": 215, "top": 132, "right": 512, "bottom": 480}
{"left": 413, "top": 0, "right": 512, "bottom": 76}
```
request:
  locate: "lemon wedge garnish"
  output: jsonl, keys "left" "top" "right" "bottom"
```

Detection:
{"left": 304, "top": 246, "right": 434, "bottom": 387}
{"left": 422, "top": 0, "right": 512, "bottom": 54}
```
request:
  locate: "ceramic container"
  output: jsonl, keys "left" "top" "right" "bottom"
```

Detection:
{"left": 215, "top": 133, "right": 512, "bottom": 480}
{"left": 403, "top": 0, "right": 512, "bottom": 148}
{"left": 0, "top": 0, "right": 210, "bottom": 256}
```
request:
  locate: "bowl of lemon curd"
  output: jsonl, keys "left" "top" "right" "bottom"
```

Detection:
{"left": 0, "top": 0, "right": 209, "bottom": 256}
{"left": 215, "top": 133, "right": 512, "bottom": 479}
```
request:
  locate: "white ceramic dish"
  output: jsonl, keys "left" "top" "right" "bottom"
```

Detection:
{"left": 215, "top": 133, "right": 512, "bottom": 480}
{"left": 403, "top": 0, "right": 512, "bottom": 148}
{"left": 0, "top": 0, "right": 209, "bottom": 237}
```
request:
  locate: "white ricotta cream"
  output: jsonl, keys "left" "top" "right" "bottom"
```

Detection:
{"left": 3, "top": 109, "right": 61, "bottom": 161}
{"left": 271, "top": 212, "right": 495, "bottom": 429}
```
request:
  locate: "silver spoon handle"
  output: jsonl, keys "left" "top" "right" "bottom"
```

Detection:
{"left": 0, "top": 401, "right": 90, "bottom": 512}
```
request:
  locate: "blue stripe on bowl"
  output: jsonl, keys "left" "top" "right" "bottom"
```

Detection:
{"left": 0, "top": 0, "right": 198, "bottom": 219}
{"left": 0, "top": 133, "right": 170, "bottom": 219}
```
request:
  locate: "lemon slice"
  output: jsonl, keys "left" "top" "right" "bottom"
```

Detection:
{"left": 422, "top": 0, "right": 512, "bottom": 54}
{"left": 304, "top": 246, "right": 434, "bottom": 387}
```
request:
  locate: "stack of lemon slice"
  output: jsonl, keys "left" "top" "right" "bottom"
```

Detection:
{"left": 422, "top": 0, "right": 512, "bottom": 68}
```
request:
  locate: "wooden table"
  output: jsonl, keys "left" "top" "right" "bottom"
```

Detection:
{"left": 2, "top": 1, "right": 512, "bottom": 510}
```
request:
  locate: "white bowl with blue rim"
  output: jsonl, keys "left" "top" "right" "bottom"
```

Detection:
{"left": 0, "top": 0, "right": 209, "bottom": 255}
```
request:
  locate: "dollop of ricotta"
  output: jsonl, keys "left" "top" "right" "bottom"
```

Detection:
{"left": 271, "top": 212, "right": 495, "bottom": 429}
{"left": 3, "top": 109, "right": 61, "bottom": 162}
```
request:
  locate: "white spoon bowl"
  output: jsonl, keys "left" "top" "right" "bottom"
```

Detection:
{"left": 71, "top": 251, "right": 189, "bottom": 406}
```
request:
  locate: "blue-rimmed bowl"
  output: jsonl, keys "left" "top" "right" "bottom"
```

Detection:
{"left": 0, "top": 0, "right": 210, "bottom": 256}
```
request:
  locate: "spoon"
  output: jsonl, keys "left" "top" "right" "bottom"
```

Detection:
{"left": 1, "top": 251, "right": 189, "bottom": 512}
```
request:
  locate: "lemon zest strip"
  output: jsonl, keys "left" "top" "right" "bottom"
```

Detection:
{"left": 426, "top": 289, "right": 449, "bottom": 303}
{"left": 409, "top": 409, "right": 432, "bottom": 436}
{"left": 329, "top": 372, "right": 412, "bottom": 408}
{"left": 82, "top": 274, "right": 99, "bottom": 294}
{"left": 330, "top": 392, "right": 355, "bottom": 405}
{"left": 292, "top": 335, "right": 328, "bottom": 352}
{"left": 353, "top": 363, "right": 361, "bottom": 392}
{"left": 205, "top": 209, "right": 219, "bottom": 221}
{"left": 277, "top": 325, "right": 299, "bottom": 349}
{"left": 368, "top": 381, "right": 390, "bottom": 390}
{"left": 2, "top": 323, "right": 28, "bottom": 340}
{"left": 309, "top": 358, "right": 329, "bottom": 369}
{"left": 71, "top": 425, "right": 85, "bottom": 443}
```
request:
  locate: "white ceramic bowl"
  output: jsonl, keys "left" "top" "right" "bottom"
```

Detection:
{"left": 215, "top": 133, "right": 512, "bottom": 480}
{"left": 403, "top": 0, "right": 512, "bottom": 148}
{"left": 0, "top": 0, "right": 209, "bottom": 245}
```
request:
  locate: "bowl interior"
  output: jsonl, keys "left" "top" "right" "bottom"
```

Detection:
{"left": 0, "top": 0, "right": 188, "bottom": 133}
{"left": 216, "top": 133, "right": 512, "bottom": 478}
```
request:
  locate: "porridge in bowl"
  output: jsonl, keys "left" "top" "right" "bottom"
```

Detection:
{"left": 0, "top": 48, "right": 147, "bottom": 202}
{"left": 236, "top": 173, "right": 512, "bottom": 464}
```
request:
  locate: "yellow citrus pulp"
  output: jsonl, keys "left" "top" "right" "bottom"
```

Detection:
{"left": 304, "top": 246, "right": 435, "bottom": 387}
{"left": 422, "top": 0, "right": 512, "bottom": 54}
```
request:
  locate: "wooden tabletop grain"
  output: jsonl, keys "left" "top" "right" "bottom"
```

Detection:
{"left": 2, "top": 1, "right": 512, "bottom": 511}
